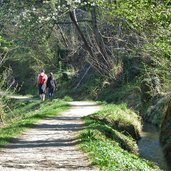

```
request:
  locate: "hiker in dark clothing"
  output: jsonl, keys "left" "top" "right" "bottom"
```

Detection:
{"left": 46, "top": 72, "right": 57, "bottom": 99}
{"left": 37, "top": 69, "right": 48, "bottom": 101}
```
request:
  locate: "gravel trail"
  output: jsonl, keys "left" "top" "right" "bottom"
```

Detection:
{"left": 0, "top": 101, "right": 101, "bottom": 171}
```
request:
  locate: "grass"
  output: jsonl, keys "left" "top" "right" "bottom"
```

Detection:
{"left": 0, "top": 99, "right": 69, "bottom": 146}
{"left": 4, "top": 100, "right": 41, "bottom": 120}
{"left": 79, "top": 104, "right": 161, "bottom": 171}
{"left": 91, "top": 104, "right": 142, "bottom": 140}
{"left": 95, "top": 103, "right": 137, "bottom": 124}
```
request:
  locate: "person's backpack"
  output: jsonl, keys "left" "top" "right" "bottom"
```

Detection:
{"left": 39, "top": 73, "right": 46, "bottom": 84}
{"left": 50, "top": 79, "right": 56, "bottom": 88}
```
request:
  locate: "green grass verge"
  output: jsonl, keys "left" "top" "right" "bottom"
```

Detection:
{"left": 0, "top": 99, "right": 69, "bottom": 146}
{"left": 90, "top": 104, "right": 142, "bottom": 141}
{"left": 79, "top": 104, "right": 161, "bottom": 171}
{"left": 94, "top": 103, "right": 141, "bottom": 126}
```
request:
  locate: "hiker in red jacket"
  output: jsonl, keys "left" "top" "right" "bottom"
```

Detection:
{"left": 37, "top": 69, "right": 48, "bottom": 101}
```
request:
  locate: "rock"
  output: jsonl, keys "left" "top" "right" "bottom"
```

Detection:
{"left": 144, "top": 94, "right": 171, "bottom": 126}
{"left": 140, "top": 75, "right": 161, "bottom": 103}
{"left": 160, "top": 97, "right": 171, "bottom": 160}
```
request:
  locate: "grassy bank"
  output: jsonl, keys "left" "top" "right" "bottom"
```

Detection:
{"left": 0, "top": 99, "right": 69, "bottom": 146}
{"left": 79, "top": 104, "right": 161, "bottom": 171}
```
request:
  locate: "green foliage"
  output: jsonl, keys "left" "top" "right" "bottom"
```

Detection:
{"left": 94, "top": 0, "right": 171, "bottom": 91}
{"left": 78, "top": 75, "right": 103, "bottom": 97}
{"left": 79, "top": 104, "right": 160, "bottom": 170}
{"left": 1, "top": 0, "right": 170, "bottom": 95}
{"left": 84, "top": 116, "right": 139, "bottom": 154}
{"left": 0, "top": 100, "right": 5, "bottom": 123}
{"left": 0, "top": 36, "right": 12, "bottom": 52}
{"left": 80, "top": 135, "right": 160, "bottom": 170}
{"left": 63, "top": 96, "right": 73, "bottom": 101}
{"left": 99, "top": 81, "right": 138, "bottom": 103}
{"left": 57, "top": 73, "right": 104, "bottom": 100}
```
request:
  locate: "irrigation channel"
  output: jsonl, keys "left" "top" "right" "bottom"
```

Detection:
{"left": 138, "top": 122, "right": 171, "bottom": 171}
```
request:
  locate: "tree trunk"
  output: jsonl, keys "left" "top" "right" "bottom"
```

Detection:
{"left": 69, "top": 11, "right": 94, "bottom": 58}
{"left": 91, "top": 5, "right": 108, "bottom": 57}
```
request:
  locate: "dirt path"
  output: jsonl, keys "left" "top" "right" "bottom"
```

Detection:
{"left": 0, "top": 101, "right": 101, "bottom": 171}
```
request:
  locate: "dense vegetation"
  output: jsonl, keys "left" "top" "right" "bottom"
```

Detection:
{"left": 0, "top": 0, "right": 171, "bottom": 170}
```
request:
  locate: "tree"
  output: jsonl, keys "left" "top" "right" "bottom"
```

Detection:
{"left": 1, "top": 0, "right": 170, "bottom": 88}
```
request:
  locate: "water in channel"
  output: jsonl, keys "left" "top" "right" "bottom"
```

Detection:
{"left": 138, "top": 122, "right": 171, "bottom": 171}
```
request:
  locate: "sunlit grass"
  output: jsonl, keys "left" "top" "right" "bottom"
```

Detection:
{"left": 92, "top": 104, "right": 142, "bottom": 138}
{"left": 79, "top": 104, "right": 161, "bottom": 171}
{"left": 0, "top": 99, "right": 69, "bottom": 146}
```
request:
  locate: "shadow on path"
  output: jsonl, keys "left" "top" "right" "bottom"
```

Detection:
{"left": 3, "top": 138, "right": 80, "bottom": 149}
{"left": 0, "top": 101, "right": 101, "bottom": 171}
